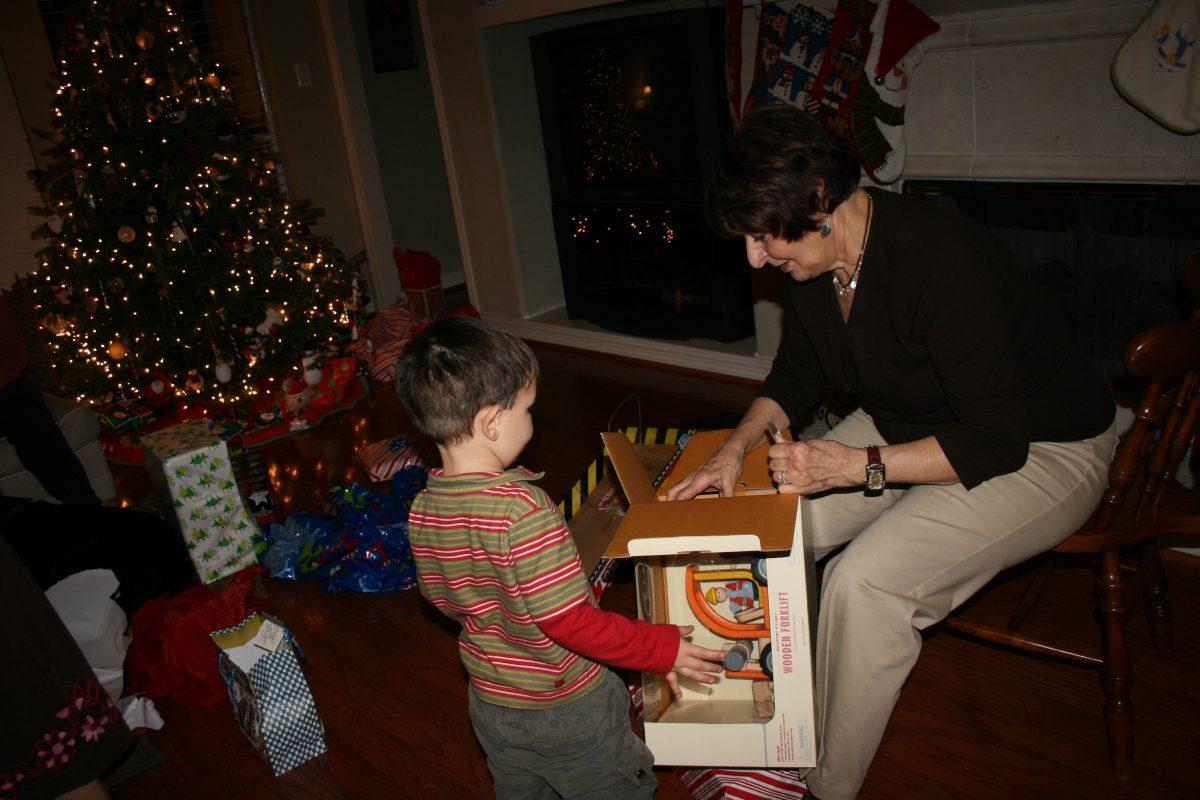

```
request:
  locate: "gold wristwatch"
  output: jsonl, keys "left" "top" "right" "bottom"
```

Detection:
{"left": 865, "top": 445, "right": 885, "bottom": 493}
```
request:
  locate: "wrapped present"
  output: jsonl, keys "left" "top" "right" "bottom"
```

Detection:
{"left": 312, "top": 479, "right": 422, "bottom": 593}
{"left": 357, "top": 434, "right": 438, "bottom": 482}
{"left": 365, "top": 303, "right": 426, "bottom": 383}
{"left": 679, "top": 769, "right": 808, "bottom": 799}
{"left": 260, "top": 514, "right": 334, "bottom": 580}
{"left": 309, "top": 356, "right": 358, "bottom": 410}
{"left": 96, "top": 395, "right": 155, "bottom": 434}
{"left": 140, "top": 420, "right": 264, "bottom": 584}
{"left": 210, "top": 613, "right": 327, "bottom": 775}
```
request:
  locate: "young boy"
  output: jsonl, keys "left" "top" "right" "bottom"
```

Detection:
{"left": 396, "top": 317, "right": 725, "bottom": 799}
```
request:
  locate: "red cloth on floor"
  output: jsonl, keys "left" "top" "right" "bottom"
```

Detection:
{"left": 125, "top": 566, "right": 267, "bottom": 707}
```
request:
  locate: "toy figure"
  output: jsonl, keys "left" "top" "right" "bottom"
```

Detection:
{"left": 705, "top": 578, "right": 759, "bottom": 614}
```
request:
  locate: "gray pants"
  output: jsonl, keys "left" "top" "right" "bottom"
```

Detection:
{"left": 805, "top": 410, "right": 1117, "bottom": 800}
{"left": 467, "top": 669, "right": 656, "bottom": 799}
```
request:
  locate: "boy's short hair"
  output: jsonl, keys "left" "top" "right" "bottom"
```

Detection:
{"left": 395, "top": 316, "right": 539, "bottom": 445}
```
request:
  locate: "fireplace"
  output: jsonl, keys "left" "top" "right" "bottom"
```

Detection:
{"left": 904, "top": 181, "right": 1200, "bottom": 380}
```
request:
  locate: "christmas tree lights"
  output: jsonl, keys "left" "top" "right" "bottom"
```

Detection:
{"left": 14, "top": 0, "right": 367, "bottom": 412}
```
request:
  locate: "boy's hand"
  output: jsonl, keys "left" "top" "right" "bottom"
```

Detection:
{"left": 665, "top": 625, "right": 726, "bottom": 699}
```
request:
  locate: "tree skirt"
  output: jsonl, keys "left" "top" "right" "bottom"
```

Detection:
{"left": 101, "top": 376, "right": 369, "bottom": 466}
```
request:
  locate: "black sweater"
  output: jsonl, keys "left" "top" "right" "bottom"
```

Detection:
{"left": 758, "top": 189, "right": 1115, "bottom": 490}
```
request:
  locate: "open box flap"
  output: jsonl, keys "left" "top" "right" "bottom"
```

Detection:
{"left": 656, "top": 428, "right": 790, "bottom": 499}
{"left": 601, "top": 432, "right": 800, "bottom": 558}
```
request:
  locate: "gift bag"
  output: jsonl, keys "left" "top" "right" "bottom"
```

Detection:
{"left": 210, "top": 613, "right": 327, "bottom": 775}
{"left": 141, "top": 420, "right": 264, "bottom": 584}
{"left": 1112, "top": 0, "right": 1200, "bottom": 133}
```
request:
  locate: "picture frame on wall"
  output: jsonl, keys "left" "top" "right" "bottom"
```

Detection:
{"left": 365, "top": 0, "right": 417, "bottom": 72}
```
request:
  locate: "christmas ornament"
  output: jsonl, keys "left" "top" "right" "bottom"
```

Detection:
{"left": 143, "top": 371, "right": 174, "bottom": 408}
{"left": 169, "top": 222, "right": 188, "bottom": 243}
{"left": 215, "top": 361, "right": 233, "bottom": 384}
{"left": 145, "top": 205, "right": 158, "bottom": 224}
{"left": 302, "top": 352, "right": 323, "bottom": 386}
{"left": 203, "top": 73, "right": 221, "bottom": 89}
{"left": 185, "top": 369, "right": 205, "bottom": 393}
{"left": 165, "top": 107, "right": 187, "bottom": 124}
{"left": 135, "top": 29, "right": 155, "bottom": 49}
{"left": 282, "top": 376, "right": 310, "bottom": 417}
{"left": 143, "top": 73, "right": 156, "bottom": 87}
{"left": 117, "top": 225, "right": 136, "bottom": 243}
{"left": 107, "top": 340, "right": 127, "bottom": 360}
{"left": 145, "top": 101, "right": 163, "bottom": 121}
{"left": 47, "top": 215, "right": 63, "bottom": 234}
{"left": 256, "top": 306, "right": 284, "bottom": 335}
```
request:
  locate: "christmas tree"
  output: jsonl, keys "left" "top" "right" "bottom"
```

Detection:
{"left": 15, "top": 0, "right": 367, "bottom": 412}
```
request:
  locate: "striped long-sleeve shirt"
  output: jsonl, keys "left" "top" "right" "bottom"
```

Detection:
{"left": 408, "top": 467, "right": 678, "bottom": 709}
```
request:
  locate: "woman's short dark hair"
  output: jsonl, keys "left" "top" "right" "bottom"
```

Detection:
{"left": 706, "top": 103, "right": 860, "bottom": 240}
{"left": 395, "top": 316, "right": 539, "bottom": 445}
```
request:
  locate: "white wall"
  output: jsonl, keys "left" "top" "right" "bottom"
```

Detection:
{"left": 905, "top": 2, "right": 1198, "bottom": 182}
{"left": 346, "top": 0, "right": 464, "bottom": 290}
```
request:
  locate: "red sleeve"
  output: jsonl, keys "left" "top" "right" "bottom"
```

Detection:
{"left": 539, "top": 601, "right": 679, "bottom": 676}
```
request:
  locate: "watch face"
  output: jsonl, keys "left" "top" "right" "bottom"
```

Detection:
{"left": 866, "top": 466, "right": 886, "bottom": 492}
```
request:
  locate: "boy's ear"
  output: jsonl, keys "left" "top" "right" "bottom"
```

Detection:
{"left": 476, "top": 404, "right": 503, "bottom": 442}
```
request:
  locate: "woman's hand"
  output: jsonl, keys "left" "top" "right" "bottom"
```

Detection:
{"left": 665, "top": 444, "right": 746, "bottom": 500}
{"left": 768, "top": 439, "right": 862, "bottom": 495}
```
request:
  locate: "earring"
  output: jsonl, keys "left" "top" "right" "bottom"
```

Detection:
{"left": 820, "top": 221, "right": 832, "bottom": 238}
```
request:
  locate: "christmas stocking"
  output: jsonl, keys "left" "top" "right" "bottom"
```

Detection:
{"left": 807, "top": 0, "right": 878, "bottom": 141}
{"left": 853, "top": 0, "right": 940, "bottom": 183}
{"left": 1112, "top": 0, "right": 1200, "bottom": 134}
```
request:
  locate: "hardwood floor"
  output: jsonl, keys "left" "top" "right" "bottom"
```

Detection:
{"left": 109, "top": 344, "right": 1200, "bottom": 799}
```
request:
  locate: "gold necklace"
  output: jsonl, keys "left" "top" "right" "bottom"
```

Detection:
{"left": 831, "top": 194, "right": 873, "bottom": 298}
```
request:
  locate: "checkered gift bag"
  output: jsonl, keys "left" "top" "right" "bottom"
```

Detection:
{"left": 211, "top": 613, "right": 327, "bottom": 776}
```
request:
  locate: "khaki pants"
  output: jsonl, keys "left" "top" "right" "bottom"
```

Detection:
{"left": 805, "top": 410, "right": 1117, "bottom": 800}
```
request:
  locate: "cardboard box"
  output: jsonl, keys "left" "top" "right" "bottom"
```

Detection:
{"left": 601, "top": 430, "right": 818, "bottom": 768}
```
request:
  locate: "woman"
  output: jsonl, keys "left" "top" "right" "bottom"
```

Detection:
{"left": 668, "top": 103, "right": 1117, "bottom": 800}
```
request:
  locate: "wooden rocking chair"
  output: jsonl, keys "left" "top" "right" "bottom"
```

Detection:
{"left": 944, "top": 320, "right": 1200, "bottom": 781}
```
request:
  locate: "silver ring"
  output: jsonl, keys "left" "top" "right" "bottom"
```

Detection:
{"left": 775, "top": 470, "right": 789, "bottom": 485}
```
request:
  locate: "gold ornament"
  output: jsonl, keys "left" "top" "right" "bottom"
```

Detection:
{"left": 185, "top": 369, "right": 205, "bottom": 392}
{"left": 108, "top": 341, "right": 127, "bottom": 360}
{"left": 134, "top": 29, "right": 155, "bottom": 49}
{"left": 203, "top": 73, "right": 221, "bottom": 89}
{"left": 117, "top": 226, "right": 136, "bottom": 243}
